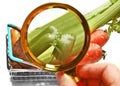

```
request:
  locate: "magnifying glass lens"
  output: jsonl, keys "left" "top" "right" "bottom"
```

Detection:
{"left": 28, "top": 9, "right": 84, "bottom": 64}
{"left": 21, "top": 3, "right": 90, "bottom": 71}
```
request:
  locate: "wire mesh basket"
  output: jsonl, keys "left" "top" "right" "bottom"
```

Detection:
{"left": 6, "top": 30, "right": 58, "bottom": 86}
{"left": 9, "top": 69, "right": 58, "bottom": 86}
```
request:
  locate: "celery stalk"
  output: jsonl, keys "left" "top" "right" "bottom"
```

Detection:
{"left": 27, "top": 0, "right": 120, "bottom": 62}
{"left": 85, "top": 1, "right": 112, "bottom": 20}
{"left": 87, "top": 0, "right": 120, "bottom": 31}
{"left": 52, "top": 34, "right": 76, "bottom": 61}
{"left": 28, "top": 26, "right": 59, "bottom": 56}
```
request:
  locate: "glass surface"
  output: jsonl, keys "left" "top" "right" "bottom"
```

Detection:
{"left": 21, "top": 3, "right": 90, "bottom": 72}
{"left": 27, "top": 9, "right": 85, "bottom": 65}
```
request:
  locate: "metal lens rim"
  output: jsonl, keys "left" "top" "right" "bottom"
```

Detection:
{"left": 21, "top": 2, "right": 90, "bottom": 72}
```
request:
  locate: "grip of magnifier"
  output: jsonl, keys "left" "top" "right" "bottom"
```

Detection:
{"left": 65, "top": 67, "right": 79, "bottom": 81}
{"left": 7, "top": 24, "right": 23, "bottom": 63}
{"left": 65, "top": 67, "right": 87, "bottom": 86}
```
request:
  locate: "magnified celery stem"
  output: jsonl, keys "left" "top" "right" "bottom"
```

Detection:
{"left": 28, "top": 12, "right": 85, "bottom": 58}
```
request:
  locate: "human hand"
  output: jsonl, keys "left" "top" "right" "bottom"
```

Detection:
{"left": 56, "top": 63, "right": 120, "bottom": 86}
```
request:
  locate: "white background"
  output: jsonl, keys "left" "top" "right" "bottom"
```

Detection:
{"left": 0, "top": 0, "right": 120, "bottom": 86}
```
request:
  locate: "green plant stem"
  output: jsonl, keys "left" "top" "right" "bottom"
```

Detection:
{"left": 87, "top": 0, "right": 120, "bottom": 31}
{"left": 28, "top": 0, "right": 120, "bottom": 60}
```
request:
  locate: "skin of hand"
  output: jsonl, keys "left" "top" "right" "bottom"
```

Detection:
{"left": 56, "top": 63, "right": 120, "bottom": 86}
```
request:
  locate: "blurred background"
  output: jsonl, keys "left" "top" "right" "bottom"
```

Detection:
{"left": 0, "top": 0, "right": 120, "bottom": 86}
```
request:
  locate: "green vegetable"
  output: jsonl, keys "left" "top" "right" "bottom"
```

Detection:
{"left": 52, "top": 34, "right": 76, "bottom": 61}
{"left": 110, "top": 0, "right": 118, "bottom": 3}
{"left": 107, "top": 18, "right": 120, "bottom": 37}
{"left": 27, "top": 0, "right": 120, "bottom": 63}
{"left": 28, "top": 26, "right": 59, "bottom": 56}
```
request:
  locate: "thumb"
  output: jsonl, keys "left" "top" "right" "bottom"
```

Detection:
{"left": 56, "top": 72, "right": 77, "bottom": 86}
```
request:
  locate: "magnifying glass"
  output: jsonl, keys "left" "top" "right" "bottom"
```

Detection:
{"left": 20, "top": 3, "right": 90, "bottom": 72}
